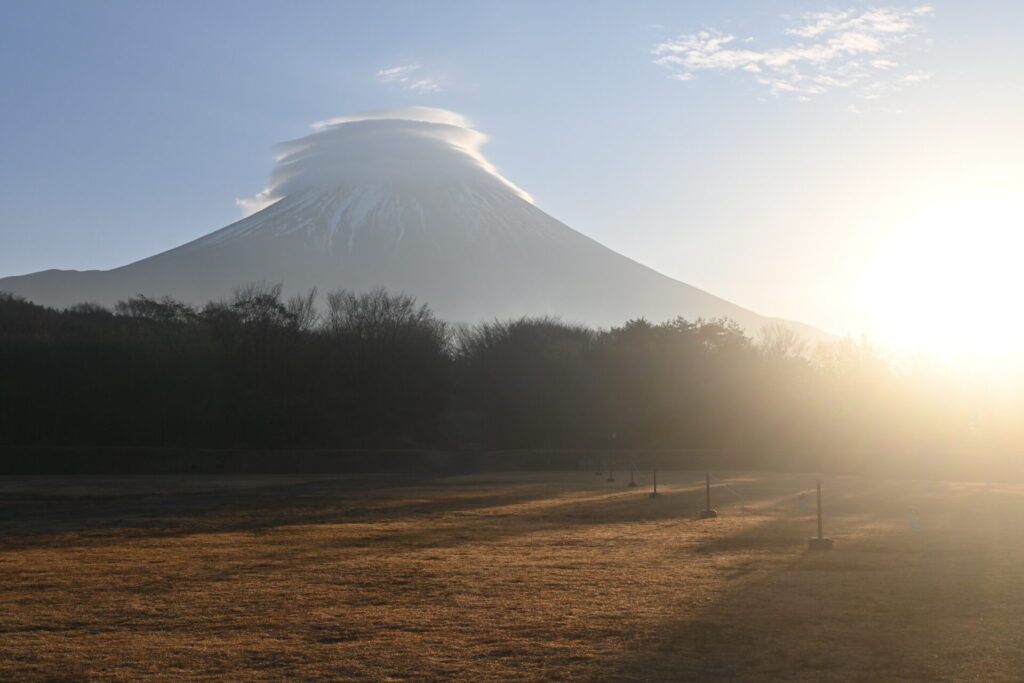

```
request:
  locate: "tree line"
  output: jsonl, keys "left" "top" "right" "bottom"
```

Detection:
{"left": 0, "top": 286, "right": 1016, "bottom": 465}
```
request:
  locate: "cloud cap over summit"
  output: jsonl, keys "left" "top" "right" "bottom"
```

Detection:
{"left": 237, "top": 107, "right": 532, "bottom": 216}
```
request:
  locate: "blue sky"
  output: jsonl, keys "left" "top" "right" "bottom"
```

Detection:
{"left": 2, "top": 0, "right": 1023, "bottom": 338}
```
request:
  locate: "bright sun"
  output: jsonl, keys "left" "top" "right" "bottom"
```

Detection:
{"left": 855, "top": 192, "right": 1024, "bottom": 358}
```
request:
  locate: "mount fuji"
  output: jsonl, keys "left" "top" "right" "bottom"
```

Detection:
{"left": 0, "top": 107, "right": 821, "bottom": 337}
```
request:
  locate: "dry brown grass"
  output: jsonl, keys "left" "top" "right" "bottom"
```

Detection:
{"left": 2, "top": 470, "right": 1024, "bottom": 681}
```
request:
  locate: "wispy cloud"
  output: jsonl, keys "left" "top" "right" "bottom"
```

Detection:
{"left": 652, "top": 6, "right": 933, "bottom": 100}
{"left": 376, "top": 62, "right": 443, "bottom": 93}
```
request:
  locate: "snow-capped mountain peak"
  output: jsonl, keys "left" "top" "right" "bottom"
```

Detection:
{"left": 0, "top": 107, "right": 823, "bottom": 339}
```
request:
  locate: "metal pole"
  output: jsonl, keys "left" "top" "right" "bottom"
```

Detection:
{"left": 816, "top": 479, "right": 823, "bottom": 539}
{"left": 649, "top": 463, "right": 661, "bottom": 498}
{"left": 700, "top": 471, "right": 718, "bottom": 518}
{"left": 808, "top": 479, "right": 832, "bottom": 550}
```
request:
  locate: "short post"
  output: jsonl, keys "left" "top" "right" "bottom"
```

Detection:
{"left": 649, "top": 463, "right": 661, "bottom": 498}
{"left": 817, "top": 480, "right": 823, "bottom": 538}
{"left": 606, "top": 458, "right": 615, "bottom": 483}
{"left": 808, "top": 479, "right": 833, "bottom": 550}
{"left": 627, "top": 462, "right": 638, "bottom": 487}
{"left": 700, "top": 471, "right": 718, "bottom": 518}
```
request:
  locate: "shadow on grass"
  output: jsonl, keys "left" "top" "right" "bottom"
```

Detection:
{"left": 7, "top": 472, "right": 1024, "bottom": 680}
{"left": 0, "top": 470, "right": 797, "bottom": 556}
{"left": 599, "top": 478, "right": 1024, "bottom": 682}
{"left": 0, "top": 474, "right": 570, "bottom": 545}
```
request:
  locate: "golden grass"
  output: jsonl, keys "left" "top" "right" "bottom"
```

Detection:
{"left": 2, "top": 470, "right": 1024, "bottom": 681}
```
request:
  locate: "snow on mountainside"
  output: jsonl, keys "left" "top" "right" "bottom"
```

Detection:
{"left": 0, "top": 107, "right": 824, "bottom": 339}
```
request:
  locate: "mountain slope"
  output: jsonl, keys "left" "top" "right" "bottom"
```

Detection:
{"left": 0, "top": 108, "right": 824, "bottom": 338}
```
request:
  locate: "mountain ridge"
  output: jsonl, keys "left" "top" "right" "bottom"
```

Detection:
{"left": 0, "top": 108, "right": 829, "bottom": 340}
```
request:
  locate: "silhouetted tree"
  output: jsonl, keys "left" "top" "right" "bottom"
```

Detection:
{"left": 2, "top": 286, "right": 1014, "bottom": 471}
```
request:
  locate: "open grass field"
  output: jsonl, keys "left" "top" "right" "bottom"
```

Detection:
{"left": 3, "top": 469, "right": 1024, "bottom": 681}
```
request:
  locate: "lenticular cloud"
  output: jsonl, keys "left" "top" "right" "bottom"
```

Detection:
{"left": 237, "top": 107, "right": 532, "bottom": 216}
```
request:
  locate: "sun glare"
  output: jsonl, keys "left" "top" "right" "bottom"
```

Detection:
{"left": 855, "top": 192, "right": 1024, "bottom": 358}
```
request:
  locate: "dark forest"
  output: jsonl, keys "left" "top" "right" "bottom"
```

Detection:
{"left": 0, "top": 286, "right": 1014, "bottom": 463}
